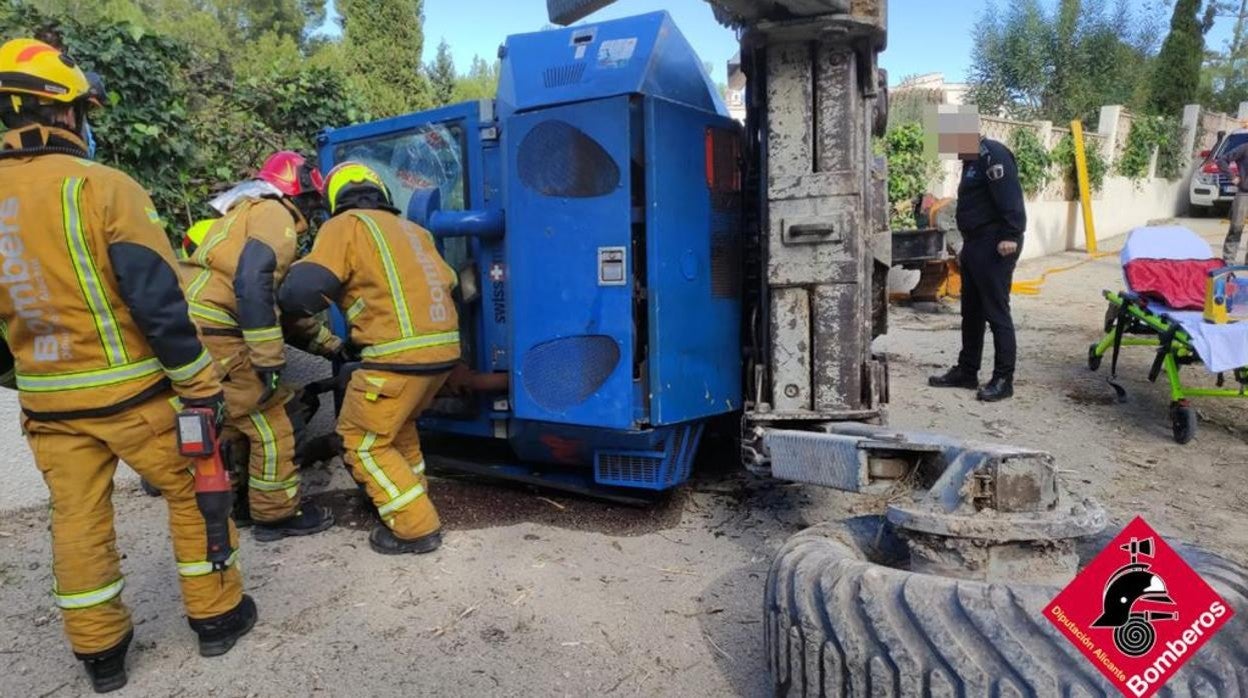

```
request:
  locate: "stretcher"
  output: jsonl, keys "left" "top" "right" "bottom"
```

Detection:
{"left": 1088, "top": 225, "right": 1248, "bottom": 444}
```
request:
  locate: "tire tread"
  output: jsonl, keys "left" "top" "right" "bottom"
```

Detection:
{"left": 766, "top": 524, "right": 1248, "bottom": 697}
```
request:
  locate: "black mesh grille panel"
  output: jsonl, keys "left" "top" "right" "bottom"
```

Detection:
{"left": 522, "top": 335, "right": 620, "bottom": 412}
{"left": 517, "top": 120, "right": 620, "bottom": 198}
{"left": 710, "top": 218, "right": 740, "bottom": 299}
{"left": 543, "top": 63, "right": 587, "bottom": 88}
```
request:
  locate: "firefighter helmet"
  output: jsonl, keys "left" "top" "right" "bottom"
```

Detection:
{"left": 257, "top": 151, "right": 324, "bottom": 199}
{"left": 0, "top": 38, "right": 91, "bottom": 104}
{"left": 324, "top": 162, "right": 392, "bottom": 214}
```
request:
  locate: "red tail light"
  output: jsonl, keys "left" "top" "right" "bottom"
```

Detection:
{"left": 1203, "top": 162, "right": 1222, "bottom": 174}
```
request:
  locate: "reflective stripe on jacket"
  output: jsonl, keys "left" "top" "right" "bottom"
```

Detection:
{"left": 178, "top": 197, "right": 320, "bottom": 368}
{"left": 0, "top": 126, "right": 220, "bottom": 418}
{"left": 278, "top": 208, "right": 460, "bottom": 370}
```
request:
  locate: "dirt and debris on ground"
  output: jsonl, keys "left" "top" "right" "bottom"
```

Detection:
{"left": 2, "top": 218, "right": 1246, "bottom": 696}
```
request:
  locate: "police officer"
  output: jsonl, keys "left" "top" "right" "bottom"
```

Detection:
{"left": 929, "top": 126, "right": 1026, "bottom": 402}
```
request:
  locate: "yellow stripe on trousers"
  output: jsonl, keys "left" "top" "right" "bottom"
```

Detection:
{"left": 356, "top": 432, "right": 400, "bottom": 500}
{"left": 53, "top": 577, "right": 124, "bottom": 610}
{"left": 247, "top": 411, "right": 278, "bottom": 482}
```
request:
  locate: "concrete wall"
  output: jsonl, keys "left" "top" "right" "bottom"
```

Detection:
{"left": 913, "top": 104, "right": 1227, "bottom": 263}
{"left": 0, "top": 349, "right": 333, "bottom": 513}
{"left": 1023, "top": 173, "right": 1189, "bottom": 259}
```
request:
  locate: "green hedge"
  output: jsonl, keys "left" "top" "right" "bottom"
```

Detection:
{"left": 0, "top": 5, "right": 366, "bottom": 241}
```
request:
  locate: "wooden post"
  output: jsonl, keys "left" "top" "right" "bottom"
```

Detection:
{"left": 1071, "top": 120, "right": 1098, "bottom": 255}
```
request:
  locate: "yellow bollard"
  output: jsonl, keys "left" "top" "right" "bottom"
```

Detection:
{"left": 1071, "top": 120, "right": 1098, "bottom": 255}
{"left": 1009, "top": 120, "right": 1106, "bottom": 295}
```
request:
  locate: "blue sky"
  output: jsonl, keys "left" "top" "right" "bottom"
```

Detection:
{"left": 321, "top": 1, "right": 1243, "bottom": 86}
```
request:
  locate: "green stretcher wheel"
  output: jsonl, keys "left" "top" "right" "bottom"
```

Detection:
{"left": 1170, "top": 403, "right": 1197, "bottom": 444}
{"left": 1087, "top": 343, "right": 1102, "bottom": 371}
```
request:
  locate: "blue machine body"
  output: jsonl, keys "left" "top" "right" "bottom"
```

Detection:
{"left": 317, "top": 11, "right": 741, "bottom": 490}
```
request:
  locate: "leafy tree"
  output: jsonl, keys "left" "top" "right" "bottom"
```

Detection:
{"left": 1201, "top": 0, "right": 1248, "bottom": 112}
{"left": 877, "top": 123, "right": 937, "bottom": 229}
{"left": 339, "top": 0, "right": 432, "bottom": 117}
{"left": 451, "top": 55, "right": 498, "bottom": 103}
{"left": 1148, "top": 0, "right": 1215, "bottom": 115}
{"left": 968, "top": 0, "right": 1157, "bottom": 122}
{"left": 0, "top": 2, "right": 363, "bottom": 236}
{"left": 428, "top": 38, "right": 457, "bottom": 107}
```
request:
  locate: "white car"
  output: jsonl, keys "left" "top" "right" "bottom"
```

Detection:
{"left": 1190, "top": 129, "right": 1248, "bottom": 215}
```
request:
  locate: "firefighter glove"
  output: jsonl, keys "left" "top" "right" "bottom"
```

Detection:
{"left": 257, "top": 368, "right": 282, "bottom": 405}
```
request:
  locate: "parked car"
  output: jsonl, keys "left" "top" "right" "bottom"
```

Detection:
{"left": 1190, "top": 129, "right": 1248, "bottom": 216}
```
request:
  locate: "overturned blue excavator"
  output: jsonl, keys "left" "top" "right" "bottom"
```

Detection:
{"left": 318, "top": 12, "right": 746, "bottom": 495}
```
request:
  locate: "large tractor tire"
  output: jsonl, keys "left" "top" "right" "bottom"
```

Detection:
{"left": 765, "top": 517, "right": 1248, "bottom": 697}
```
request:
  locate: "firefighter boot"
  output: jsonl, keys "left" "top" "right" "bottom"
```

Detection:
{"left": 369, "top": 524, "right": 442, "bottom": 555}
{"left": 252, "top": 504, "right": 335, "bottom": 542}
{"left": 77, "top": 630, "right": 132, "bottom": 694}
{"left": 190, "top": 594, "right": 258, "bottom": 657}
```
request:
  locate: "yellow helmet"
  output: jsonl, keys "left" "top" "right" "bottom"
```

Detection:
{"left": 324, "top": 162, "right": 392, "bottom": 214}
{"left": 187, "top": 218, "right": 214, "bottom": 245}
{"left": 0, "top": 38, "right": 91, "bottom": 104}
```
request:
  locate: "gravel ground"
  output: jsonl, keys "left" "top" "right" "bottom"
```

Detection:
{"left": 1, "top": 217, "right": 1245, "bottom": 697}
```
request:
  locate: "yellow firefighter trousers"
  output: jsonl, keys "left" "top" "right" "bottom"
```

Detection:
{"left": 23, "top": 393, "right": 244, "bottom": 655}
{"left": 338, "top": 368, "right": 448, "bottom": 539}
{"left": 201, "top": 333, "right": 301, "bottom": 523}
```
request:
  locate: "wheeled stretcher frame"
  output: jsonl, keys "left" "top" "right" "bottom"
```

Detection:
{"left": 1089, "top": 289, "right": 1248, "bottom": 444}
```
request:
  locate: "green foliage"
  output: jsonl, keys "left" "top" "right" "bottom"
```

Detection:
{"left": 428, "top": 39, "right": 457, "bottom": 107}
{"left": 0, "top": 3, "right": 364, "bottom": 235}
{"left": 451, "top": 55, "right": 499, "bottom": 103}
{"left": 1148, "top": 0, "right": 1211, "bottom": 116}
{"left": 340, "top": 0, "right": 432, "bottom": 117}
{"left": 1116, "top": 115, "right": 1188, "bottom": 181}
{"left": 968, "top": 0, "right": 1157, "bottom": 123}
{"left": 1007, "top": 128, "right": 1053, "bottom": 197}
{"left": 878, "top": 123, "right": 937, "bottom": 229}
{"left": 1201, "top": 0, "right": 1248, "bottom": 113}
{"left": 1051, "top": 133, "right": 1108, "bottom": 193}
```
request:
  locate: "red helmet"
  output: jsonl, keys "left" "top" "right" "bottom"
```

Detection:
{"left": 256, "top": 151, "right": 324, "bottom": 198}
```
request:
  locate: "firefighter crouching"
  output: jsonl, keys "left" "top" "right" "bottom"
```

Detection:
{"left": 279, "top": 162, "right": 460, "bottom": 555}
{"left": 0, "top": 39, "right": 253, "bottom": 692}
{"left": 179, "top": 151, "right": 339, "bottom": 540}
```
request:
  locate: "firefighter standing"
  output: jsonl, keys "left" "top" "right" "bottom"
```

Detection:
{"left": 0, "top": 39, "right": 254, "bottom": 692}
{"left": 180, "top": 151, "right": 339, "bottom": 540}
{"left": 279, "top": 162, "right": 460, "bottom": 555}
{"left": 929, "top": 135, "right": 1026, "bottom": 402}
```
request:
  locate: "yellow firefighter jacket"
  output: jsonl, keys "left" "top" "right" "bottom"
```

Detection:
{"left": 278, "top": 206, "right": 460, "bottom": 371}
{"left": 179, "top": 196, "right": 337, "bottom": 367}
{"left": 0, "top": 126, "right": 220, "bottom": 419}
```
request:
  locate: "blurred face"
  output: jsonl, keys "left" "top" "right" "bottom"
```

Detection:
{"left": 925, "top": 105, "right": 982, "bottom": 161}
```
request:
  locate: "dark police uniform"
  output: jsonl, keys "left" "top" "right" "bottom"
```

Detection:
{"left": 955, "top": 137, "right": 1026, "bottom": 382}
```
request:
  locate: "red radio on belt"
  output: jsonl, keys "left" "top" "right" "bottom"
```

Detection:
{"left": 176, "top": 407, "right": 233, "bottom": 570}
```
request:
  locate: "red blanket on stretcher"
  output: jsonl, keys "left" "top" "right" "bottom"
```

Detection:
{"left": 1124, "top": 258, "right": 1225, "bottom": 310}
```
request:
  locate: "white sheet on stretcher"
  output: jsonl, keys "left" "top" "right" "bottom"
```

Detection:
{"left": 1145, "top": 304, "right": 1248, "bottom": 373}
{"left": 1120, "top": 225, "right": 1248, "bottom": 373}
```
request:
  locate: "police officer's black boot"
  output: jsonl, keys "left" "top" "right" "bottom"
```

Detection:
{"left": 190, "top": 594, "right": 257, "bottom": 657}
{"left": 928, "top": 366, "right": 979, "bottom": 389}
{"left": 977, "top": 374, "right": 1014, "bottom": 402}
{"left": 77, "top": 630, "right": 132, "bottom": 693}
